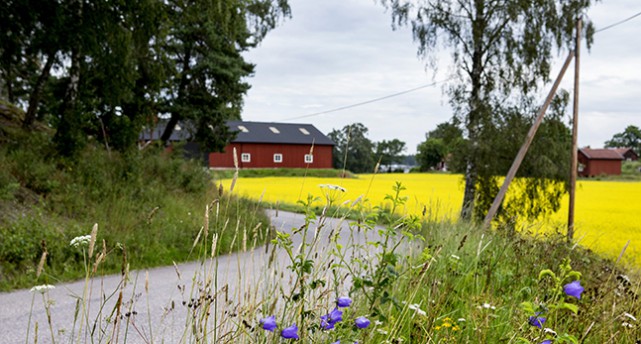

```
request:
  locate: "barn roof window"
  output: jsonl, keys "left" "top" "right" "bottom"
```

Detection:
{"left": 269, "top": 126, "right": 280, "bottom": 134}
{"left": 299, "top": 128, "right": 310, "bottom": 135}
{"left": 238, "top": 125, "right": 248, "bottom": 133}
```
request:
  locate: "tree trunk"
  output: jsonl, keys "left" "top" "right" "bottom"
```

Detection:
{"left": 23, "top": 52, "right": 55, "bottom": 128}
{"left": 160, "top": 46, "right": 191, "bottom": 145}
{"left": 460, "top": 0, "right": 486, "bottom": 221}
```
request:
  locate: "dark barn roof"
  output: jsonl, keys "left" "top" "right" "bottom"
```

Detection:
{"left": 140, "top": 120, "right": 334, "bottom": 146}
{"left": 227, "top": 121, "right": 334, "bottom": 145}
{"left": 579, "top": 148, "right": 624, "bottom": 160}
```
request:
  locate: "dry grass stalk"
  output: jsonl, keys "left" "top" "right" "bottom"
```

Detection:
{"left": 36, "top": 251, "right": 48, "bottom": 278}
{"left": 88, "top": 223, "right": 98, "bottom": 258}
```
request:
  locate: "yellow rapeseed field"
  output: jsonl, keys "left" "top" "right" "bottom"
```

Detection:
{"left": 220, "top": 174, "right": 641, "bottom": 268}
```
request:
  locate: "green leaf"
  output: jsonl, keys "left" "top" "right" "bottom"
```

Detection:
{"left": 560, "top": 302, "right": 579, "bottom": 314}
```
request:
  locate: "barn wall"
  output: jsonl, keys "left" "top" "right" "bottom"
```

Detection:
{"left": 209, "top": 143, "right": 333, "bottom": 169}
{"left": 587, "top": 160, "right": 622, "bottom": 176}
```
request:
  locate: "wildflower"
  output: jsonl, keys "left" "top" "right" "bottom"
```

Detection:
{"left": 281, "top": 323, "right": 299, "bottom": 339}
{"left": 408, "top": 303, "right": 426, "bottom": 316}
{"left": 321, "top": 314, "right": 335, "bottom": 330}
{"left": 528, "top": 313, "right": 546, "bottom": 328}
{"left": 622, "top": 322, "right": 635, "bottom": 328}
{"left": 260, "top": 315, "right": 277, "bottom": 332}
{"left": 376, "top": 329, "right": 388, "bottom": 335}
{"left": 30, "top": 284, "right": 55, "bottom": 294}
{"left": 331, "top": 341, "right": 340, "bottom": 344}
{"left": 319, "top": 184, "right": 347, "bottom": 192}
{"left": 541, "top": 340, "right": 552, "bottom": 344}
{"left": 70, "top": 235, "right": 91, "bottom": 248}
{"left": 337, "top": 296, "right": 352, "bottom": 308}
{"left": 374, "top": 320, "right": 383, "bottom": 326}
{"left": 329, "top": 308, "right": 343, "bottom": 323}
{"left": 563, "top": 280, "right": 584, "bottom": 299}
{"left": 481, "top": 303, "right": 496, "bottom": 310}
{"left": 355, "top": 316, "right": 370, "bottom": 329}
{"left": 544, "top": 328, "right": 557, "bottom": 336}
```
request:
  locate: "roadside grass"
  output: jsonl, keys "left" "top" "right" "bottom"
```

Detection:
{"left": 23, "top": 180, "right": 641, "bottom": 343}
{"left": 0, "top": 131, "right": 268, "bottom": 291}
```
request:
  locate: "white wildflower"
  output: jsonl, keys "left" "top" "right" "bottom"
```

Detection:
{"left": 30, "top": 284, "right": 55, "bottom": 294}
{"left": 70, "top": 235, "right": 91, "bottom": 248}
{"left": 457, "top": 318, "right": 466, "bottom": 322}
{"left": 374, "top": 320, "right": 384, "bottom": 326}
{"left": 622, "top": 322, "right": 635, "bottom": 328}
{"left": 319, "top": 184, "right": 346, "bottom": 192}
{"left": 376, "top": 329, "right": 389, "bottom": 335}
{"left": 408, "top": 303, "right": 427, "bottom": 316}
{"left": 544, "top": 328, "right": 557, "bottom": 336}
{"left": 450, "top": 254, "right": 460, "bottom": 260}
{"left": 481, "top": 303, "right": 496, "bottom": 310}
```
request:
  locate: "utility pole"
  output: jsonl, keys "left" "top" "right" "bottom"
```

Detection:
{"left": 482, "top": 51, "right": 575, "bottom": 228}
{"left": 568, "top": 18, "right": 582, "bottom": 241}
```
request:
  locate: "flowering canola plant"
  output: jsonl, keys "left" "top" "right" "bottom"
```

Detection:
{"left": 220, "top": 174, "right": 641, "bottom": 268}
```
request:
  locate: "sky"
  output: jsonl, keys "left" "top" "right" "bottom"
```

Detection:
{"left": 241, "top": 0, "right": 641, "bottom": 154}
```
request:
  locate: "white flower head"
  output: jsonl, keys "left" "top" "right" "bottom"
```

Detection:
{"left": 408, "top": 303, "right": 427, "bottom": 316}
{"left": 450, "top": 254, "right": 460, "bottom": 260}
{"left": 30, "top": 284, "right": 55, "bottom": 294}
{"left": 374, "top": 320, "right": 384, "bottom": 326}
{"left": 544, "top": 328, "right": 557, "bottom": 336}
{"left": 70, "top": 235, "right": 92, "bottom": 248}
{"left": 622, "top": 322, "right": 635, "bottom": 328}
{"left": 319, "top": 184, "right": 346, "bottom": 192}
{"left": 481, "top": 303, "right": 496, "bottom": 310}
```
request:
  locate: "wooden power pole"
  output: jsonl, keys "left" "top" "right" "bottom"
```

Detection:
{"left": 482, "top": 51, "right": 575, "bottom": 228}
{"left": 568, "top": 18, "right": 582, "bottom": 241}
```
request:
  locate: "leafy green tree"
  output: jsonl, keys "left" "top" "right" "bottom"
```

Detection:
{"left": 328, "top": 123, "right": 375, "bottom": 173}
{"left": 380, "top": 0, "right": 596, "bottom": 220}
{"left": 375, "top": 139, "right": 406, "bottom": 167}
{"left": 159, "top": 0, "right": 291, "bottom": 153}
{"left": 416, "top": 138, "right": 445, "bottom": 171}
{"left": 605, "top": 125, "right": 641, "bottom": 154}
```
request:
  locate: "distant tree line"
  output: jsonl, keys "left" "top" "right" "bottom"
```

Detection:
{"left": 328, "top": 123, "right": 410, "bottom": 174}
{"left": 0, "top": 0, "right": 291, "bottom": 156}
{"left": 605, "top": 125, "right": 641, "bottom": 154}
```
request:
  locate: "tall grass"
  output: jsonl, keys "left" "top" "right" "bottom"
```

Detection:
{"left": 0, "top": 132, "right": 268, "bottom": 290}
{"left": 19, "top": 176, "right": 641, "bottom": 343}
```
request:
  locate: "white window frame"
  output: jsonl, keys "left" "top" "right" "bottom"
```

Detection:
{"left": 304, "top": 154, "right": 313, "bottom": 163}
{"left": 273, "top": 153, "right": 283, "bottom": 163}
{"left": 241, "top": 153, "right": 251, "bottom": 163}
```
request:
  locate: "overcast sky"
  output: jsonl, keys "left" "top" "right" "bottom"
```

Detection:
{"left": 242, "top": 0, "right": 641, "bottom": 154}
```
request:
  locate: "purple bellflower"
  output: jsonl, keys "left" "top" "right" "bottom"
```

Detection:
{"left": 281, "top": 323, "right": 299, "bottom": 340}
{"left": 337, "top": 296, "right": 352, "bottom": 308}
{"left": 260, "top": 315, "right": 277, "bottom": 332}
{"left": 355, "top": 316, "right": 371, "bottom": 329}
{"left": 528, "top": 313, "right": 546, "bottom": 328}
{"left": 564, "top": 280, "right": 584, "bottom": 299}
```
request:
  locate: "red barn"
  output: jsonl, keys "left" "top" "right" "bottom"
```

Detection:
{"left": 209, "top": 121, "right": 334, "bottom": 169}
{"left": 577, "top": 148, "right": 624, "bottom": 177}
{"left": 613, "top": 148, "right": 639, "bottom": 161}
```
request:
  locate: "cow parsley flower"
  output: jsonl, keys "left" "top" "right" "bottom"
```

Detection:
{"left": 70, "top": 235, "right": 91, "bottom": 248}
{"left": 355, "top": 316, "right": 370, "bottom": 329}
{"left": 260, "top": 315, "right": 277, "bottom": 332}
{"left": 281, "top": 323, "right": 299, "bottom": 339}
{"left": 563, "top": 280, "right": 584, "bottom": 299}
{"left": 30, "top": 284, "right": 55, "bottom": 294}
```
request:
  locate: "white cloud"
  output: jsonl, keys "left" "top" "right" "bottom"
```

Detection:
{"left": 243, "top": 0, "right": 641, "bottom": 154}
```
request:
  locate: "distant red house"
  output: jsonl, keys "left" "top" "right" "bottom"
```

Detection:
{"left": 577, "top": 148, "right": 624, "bottom": 177}
{"left": 209, "top": 121, "right": 334, "bottom": 169}
{"left": 613, "top": 148, "right": 639, "bottom": 161}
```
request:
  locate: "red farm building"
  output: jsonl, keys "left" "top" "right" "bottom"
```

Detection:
{"left": 577, "top": 148, "right": 624, "bottom": 177}
{"left": 613, "top": 147, "right": 639, "bottom": 161}
{"left": 208, "top": 121, "right": 334, "bottom": 169}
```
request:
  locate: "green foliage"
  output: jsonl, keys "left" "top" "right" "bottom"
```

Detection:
{"left": 416, "top": 137, "right": 446, "bottom": 171}
{"left": 328, "top": 123, "right": 376, "bottom": 173}
{"left": 605, "top": 125, "right": 641, "bottom": 154}
{"left": 379, "top": 0, "right": 598, "bottom": 220}
{"left": 0, "top": 136, "right": 268, "bottom": 291}
{"left": 375, "top": 138, "right": 407, "bottom": 166}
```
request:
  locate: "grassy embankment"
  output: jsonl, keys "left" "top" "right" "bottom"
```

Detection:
{"left": 0, "top": 103, "right": 267, "bottom": 291}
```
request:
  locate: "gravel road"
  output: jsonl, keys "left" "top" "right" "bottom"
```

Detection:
{"left": 0, "top": 210, "right": 382, "bottom": 344}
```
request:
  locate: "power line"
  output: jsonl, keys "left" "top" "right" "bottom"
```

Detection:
{"left": 595, "top": 10, "right": 641, "bottom": 33}
{"left": 279, "top": 78, "right": 453, "bottom": 122}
